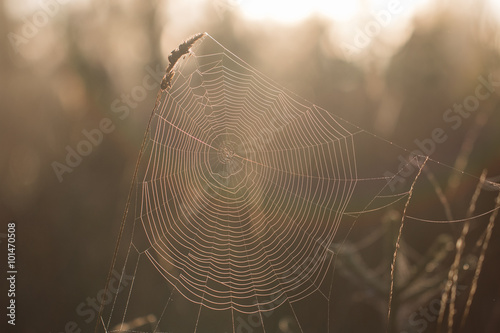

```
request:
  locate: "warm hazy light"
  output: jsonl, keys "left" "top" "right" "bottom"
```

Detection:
{"left": 237, "top": 0, "right": 500, "bottom": 24}
{"left": 239, "top": 0, "right": 360, "bottom": 22}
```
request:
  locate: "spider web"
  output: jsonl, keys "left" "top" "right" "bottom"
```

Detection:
{"left": 96, "top": 34, "right": 500, "bottom": 333}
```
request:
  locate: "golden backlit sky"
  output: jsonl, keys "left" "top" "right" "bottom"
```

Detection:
{"left": 5, "top": 0, "right": 500, "bottom": 66}
{"left": 6, "top": 0, "right": 500, "bottom": 24}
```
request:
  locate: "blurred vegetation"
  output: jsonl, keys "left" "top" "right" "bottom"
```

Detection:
{"left": 1, "top": 0, "right": 500, "bottom": 332}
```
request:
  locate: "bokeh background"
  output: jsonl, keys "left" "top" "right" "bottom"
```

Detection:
{"left": 1, "top": 0, "right": 500, "bottom": 332}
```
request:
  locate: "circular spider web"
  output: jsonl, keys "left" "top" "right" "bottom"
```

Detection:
{"left": 134, "top": 35, "right": 358, "bottom": 314}
{"left": 97, "top": 34, "right": 500, "bottom": 333}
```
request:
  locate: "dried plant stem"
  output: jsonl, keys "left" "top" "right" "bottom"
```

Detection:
{"left": 437, "top": 170, "right": 487, "bottom": 333}
{"left": 425, "top": 168, "right": 454, "bottom": 221}
{"left": 387, "top": 156, "right": 428, "bottom": 331}
{"left": 459, "top": 192, "right": 500, "bottom": 330}
{"left": 94, "top": 91, "right": 159, "bottom": 333}
{"left": 447, "top": 110, "right": 489, "bottom": 194}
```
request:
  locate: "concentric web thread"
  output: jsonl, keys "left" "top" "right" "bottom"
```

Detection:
{"left": 137, "top": 35, "right": 360, "bottom": 313}
{"left": 97, "top": 34, "right": 500, "bottom": 333}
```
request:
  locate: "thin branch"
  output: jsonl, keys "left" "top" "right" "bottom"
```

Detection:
{"left": 437, "top": 170, "right": 487, "bottom": 333}
{"left": 425, "top": 168, "right": 454, "bottom": 222}
{"left": 460, "top": 191, "right": 500, "bottom": 330}
{"left": 387, "top": 156, "right": 429, "bottom": 331}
